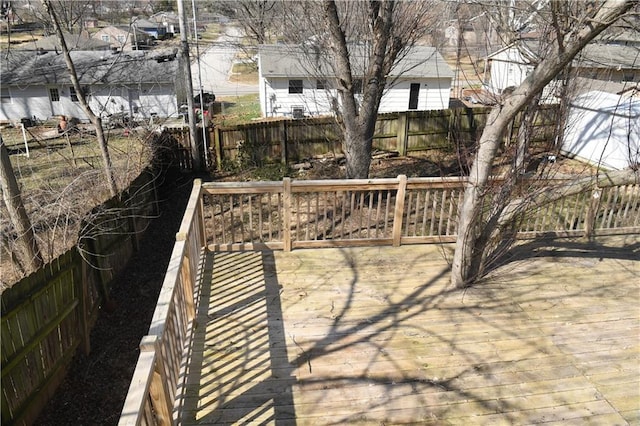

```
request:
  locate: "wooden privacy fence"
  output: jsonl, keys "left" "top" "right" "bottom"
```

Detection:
{"left": 120, "top": 174, "right": 639, "bottom": 425}
{"left": 206, "top": 106, "right": 558, "bottom": 169}
{"left": 1, "top": 169, "right": 160, "bottom": 426}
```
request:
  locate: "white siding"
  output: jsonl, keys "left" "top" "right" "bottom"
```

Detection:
{"left": 0, "top": 86, "right": 51, "bottom": 121}
{"left": 487, "top": 48, "right": 534, "bottom": 94}
{"left": 563, "top": 91, "right": 640, "bottom": 170}
{"left": 1, "top": 84, "right": 177, "bottom": 122}
{"left": 380, "top": 78, "right": 451, "bottom": 112}
{"left": 0, "top": 85, "right": 85, "bottom": 121}
{"left": 488, "top": 59, "right": 533, "bottom": 94}
{"left": 259, "top": 76, "right": 451, "bottom": 118}
{"left": 261, "top": 77, "right": 337, "bottom": 118}
{"left": 136, "top": 85, "right": 178, "bottom": 118}
{"left": 90, "top": 84, "right": 178, "bottom": 119}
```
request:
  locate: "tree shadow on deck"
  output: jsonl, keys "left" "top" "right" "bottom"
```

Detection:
{"left": 177, "top": 242, "right": 638, "bottom": 424}
{"left": 176, "top": 251, "right": 296, "bottom": 424}
{"left": 485, "top": 234, "right": 640, "bottom": 277}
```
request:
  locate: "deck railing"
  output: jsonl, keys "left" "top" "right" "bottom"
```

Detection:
{"left": 118, "top": 181, "right": 204, "bottom": 426}
{"left": 119, "top": 175, "right": 639, "bottom": 425}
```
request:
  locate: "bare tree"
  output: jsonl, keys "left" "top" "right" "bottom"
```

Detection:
{"left": 28, "top": 0, "right": 93, "bottom": 33}
{"left": 0, "top": 136, "right": 43, "bottom": 275}
{"left": 229, "top": 0, "right": 283, "bottom": 45}
{"left": 277, "top": 1, "right": 434, "bottom": 179}
{"left": 450, "top": 0, "right": 639, "bottom": 288}
{"left": 43, "top": 0, "right": 119, "bottom": 197}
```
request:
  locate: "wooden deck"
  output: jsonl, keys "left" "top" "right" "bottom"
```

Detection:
{"left": 176, "top": 235, "right": 639, "bottom": 425}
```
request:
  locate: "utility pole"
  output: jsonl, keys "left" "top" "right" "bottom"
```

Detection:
{"left": 177, "top": 0, "right": 201, "bottom": 171}
{"left": 192, "top": 0, "right": 209, "bottom": 168}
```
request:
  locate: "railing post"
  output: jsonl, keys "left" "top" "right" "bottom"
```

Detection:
{"left": 283, "top": 178, "right": 292, "bottom": 251}
{"left": 195, "top": 180, "right": 206, "bottom": 248}
{"left": 181, "top": 254, "right": 196, "bottom": 322}
{"left": 141, "top": 335, "right": 174, "bottom": 426}
{"left": 584, "top": 186, "right": 601, "bottom": 240}
{"left": 392, "top": 175, "right": 407, "bottom": 246}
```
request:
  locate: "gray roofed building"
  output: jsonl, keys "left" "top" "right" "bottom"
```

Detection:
{"left": 258, "top": 44, "right": 454, "bottom": 79}
{"left": 15, "top": 33, "right": 111, "bottom": 52}
{"left": 1, "top": 48, "right": 179, "bottom": 86}
{"left": 0, "top": 49, "right": 181, "bottom": 122}
{"left": 258, "top": 44, "right": 454, "bottom": 117}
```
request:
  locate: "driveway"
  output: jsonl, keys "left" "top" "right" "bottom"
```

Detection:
{"left": 191, "top": 26, "right": 258, "bottom": 98}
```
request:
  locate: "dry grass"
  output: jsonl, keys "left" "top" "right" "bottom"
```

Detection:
{"left": 1, "top": 123, "right": 155, "bottom": 287}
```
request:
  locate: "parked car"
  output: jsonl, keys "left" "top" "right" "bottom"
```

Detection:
{"left": 193, "top": 92, "right": 215, "bottom": 108}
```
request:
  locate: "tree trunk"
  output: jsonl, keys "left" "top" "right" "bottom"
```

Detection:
{"left": 451, "top": 0, "right": 636, "bottom": 288}
{"left": 0, "top": 136, "right": 44, "bottom": 273}
{"left": 43, "top": 0, "right": 119, "bottom": 197}
{"left": 324, "top": 0, "right": 395, "bottom": 179}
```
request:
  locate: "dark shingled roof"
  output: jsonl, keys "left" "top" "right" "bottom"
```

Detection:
{"left": 0, "top": 48, "right": 180, "bottom": 86}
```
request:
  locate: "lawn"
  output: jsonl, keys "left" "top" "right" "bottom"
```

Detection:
{"left": 213, "top": 94, "right": 261, "bottom": 127}
{"left": 1, "top": 123, "right": 154, "bottom": 286}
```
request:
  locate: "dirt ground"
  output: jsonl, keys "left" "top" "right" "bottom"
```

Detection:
{"left": 35, "top": 168, "right": 196, "bottom": 426}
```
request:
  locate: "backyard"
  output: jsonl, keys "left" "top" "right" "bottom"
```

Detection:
{"left": 0, "top": 122, "right": 157, "bottom": 288}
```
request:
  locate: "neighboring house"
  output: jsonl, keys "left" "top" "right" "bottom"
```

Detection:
{"left": 0, "top": 49, "right": 180, "bottom": 122}
{"left": 84, "top": 17, "right": 99, "bottom": 29}
{"left": 258, "top": 44, "right": 454, "bottom": 118}
{"left": 486, "top": 38, "right": 640, "bottom": 98}
{"left": 132, "top": 17, "right": 167, "bottom": 39}
{"left": 150, "top": 11, "right": 180, "bottom": 35}
{"left": 93, "top": 25, "right": 153, "bottom": 51}
{"left": 562, "top": 90, "right": 639, "bottom": 170}
{"left": 15, "top": 32, "right": 111, "bottom": 52}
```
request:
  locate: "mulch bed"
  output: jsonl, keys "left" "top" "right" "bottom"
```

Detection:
{"left": 36, "top": 168, "right": 196, "bottom": 426}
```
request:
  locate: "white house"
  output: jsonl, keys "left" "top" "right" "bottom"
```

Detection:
{"left": 0, "top": 49, "right": 180, "bottom": 123}
{"left": 150, "top": 11, "right": 180, "bottom": 35}
{"left": 486, "top": 39, "right": 640, "bottom": 98}
{"left": 562, "top": 90, "right": 639, "bottom": 170}
{"left": 93, "top": 26, "right": 154, "bottom": 51}
{"left": 258, "top": 44, "right": 454, "bottom": 119}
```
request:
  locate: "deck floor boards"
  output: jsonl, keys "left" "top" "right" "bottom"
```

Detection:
{"left": 176, "top": 236, "right": 639, "bottom": 425}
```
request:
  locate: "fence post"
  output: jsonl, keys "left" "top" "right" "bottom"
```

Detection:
{"left": 396, "top": 112, "right": 408, "bottom": 156}
{"left": 140, "top": 335, "right": 173, "bottom": 426}
{"left": 279, "top": 120, "right": 288, "bottom": 165}
{"left": 283, "top": 178, "right": 292, "bottom": 251}
{"left": 584, "top": 186, "right": 601, "bottom": 240}
{"left": 392, "top": 175, "right": 407, "bottom": 246}
{"left": 213, "top": 127, "right": 222, "bottom": 170}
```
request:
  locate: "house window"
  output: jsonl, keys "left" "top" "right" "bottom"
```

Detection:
{"left": 316, "top": 79, "right": 327, "bottom": 90}
{"left": 49, "top": 88, "right": 60, "bottom": 102}
{"left": 408, "top": 83, "right": 420, "bottom": 110}
{"left": 289, "top": 79, "right": 303, "bottom": 94}
{"left": 101, "top": 35, "right": 110, "bottom": 42}
{"left": 70, "top": 86, "right": 79, "bottom": 102}
{"left": 623, "top": 72, "right": 635, "bottom": 82}
{"left": 117, "top": 35, "right": 125, "bottom": 43}
{"left": 1, "top": 87, "right": 11, "bottom": 104}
